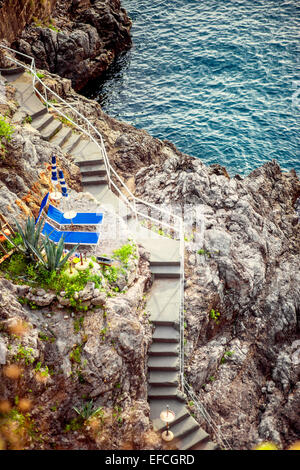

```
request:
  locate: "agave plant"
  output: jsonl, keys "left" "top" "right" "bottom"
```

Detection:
{"left": 31, "top": 233, "right": 78, "bottom": 272}
{"left": 4, "top": 216, "right": 45, "bottom": 260}
{"left": 73, "top": 401, "right": 103, "bottom": 420}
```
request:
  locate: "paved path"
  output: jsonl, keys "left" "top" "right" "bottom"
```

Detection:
{"left": 2, "top": 68, "right": 217, "bottom": 450}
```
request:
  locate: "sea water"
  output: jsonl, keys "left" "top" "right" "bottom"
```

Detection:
{"left": 82, "top": 0, "right": 300, "bottom": 176}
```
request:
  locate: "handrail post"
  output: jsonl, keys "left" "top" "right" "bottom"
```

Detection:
{"left": 180, "top": 217, "right": 185, "bottom": 392}
{"left": 43, "top": 85, "right": 48, "bottom": 111}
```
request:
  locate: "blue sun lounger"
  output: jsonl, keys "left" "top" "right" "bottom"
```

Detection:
{"left": 47, "top": 204, "right": 103, "bottom": 226}
{"left": 42, "top": 222, "right": 100, "bottom": 246}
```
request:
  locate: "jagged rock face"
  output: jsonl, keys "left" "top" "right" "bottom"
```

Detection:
{"left": 0, "top": 81, "right": 81, "bottom": 225}
{"left": 15, "top": 0, "right": 132, "bottom": 90}
{"left": 0, "top": 124, "right": 81, "bottom": 226}
{"left": 134, "top": 154, "right": 300, "bottom": 449}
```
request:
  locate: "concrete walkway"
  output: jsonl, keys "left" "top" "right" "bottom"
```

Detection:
{"left": 2, "top": 68, "right": 217, "bottom": 450}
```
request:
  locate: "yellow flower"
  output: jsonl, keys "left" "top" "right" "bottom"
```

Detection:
{"left": 254, "top": 441, "right": 278, "bottom": 450}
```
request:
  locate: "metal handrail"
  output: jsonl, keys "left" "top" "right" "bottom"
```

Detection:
{"left": 0, "top": 44, "right": 225, "bottom": 446}
{"left": 0, "top": 46, "right": 185, "bottom": 387}
{"left": 184, "top": 381, "right": 232, "bottom": 450}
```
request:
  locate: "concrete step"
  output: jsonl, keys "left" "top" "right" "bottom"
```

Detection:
{"left": 71, "top": 140, "right": 102, "bottom": 160}
{"left": 50, "top": 126, "right": 73, "bottom": 147}
{"left": 82, "top": 175, "right": 108, "bottom": 186}
{"left": 150, "top": 261, "right": 180, "bottom": 266}
{"left": 152, "top": 325, "right": 179, "bottom": 343}
{"left": 0, "top": 66, "right": 25, "bottom": 76}
{"left": 191, "top": 440, "right": 219, "bottom": 450}
{"left": 76, "top": 158, "right": 104, "bottom": 167}
{"left": 80, "top": 163, "right": 106, "bottom": 177}
{"left": 147, "top": 278, "right": 180, "bottom": 326}
{"left": 5, "top": 73, "right": 45, "bottom": 115}
{"left": 31, "top": 106, "right": 48, "bottom": 120}
{"left": 169, "top": 415, "right": 200, "bottom": 441}
{"left": 31, "top": 113, "right": 53, "bottom": 132}
{"left": 148, "top": 356, "right": 180, "bottom": 371}
{"left": 149, "top": 342, "right": 179, "bottom": 357}
{"left": 61, "top": 133, "right": 82, "bottom": 154}
{"left": 148, "top": 386, "right": 185, "bottom": 401}
{"left": 179, "top": 427, "right": 209, "bottom": 451}
{"left": 149, "top": 398, "right": 190, "bottom": 431}
{"left": 16, "top": 87, "right": 46, "bottom": 118}
{"left": 150, "top": 265, "right": 181, "bottom": 279}
{"left": 40, "top": 118, "right": 62, "bottom": 141}
{"left": 149, "top": 370, "right": 179, "bottom": 386}
{"left": 133, "top": 236, "right": 180, "bottom": 261}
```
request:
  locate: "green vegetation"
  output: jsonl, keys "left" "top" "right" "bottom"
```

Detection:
{"left": 197, "top": 248, "right": 220, "bottom": 258}
{"left": 33, "top": 233, "right": 78, "bottom": 272}
{"left": 18, "top": 297, "right": 39, "bottom": 310}
{"left": 141, "top": 220, "right": 173, "bottom": 239}
{"left": 38, "top": 332, "right": 55, "bottom": 343}
{"left": 56, "top": 113, "right": 75, "bottom": 128}
{"left": 13, "top": 345, "right": 35, "bottom": 365}
{"left": 184, "top": 232, "right": 195, "bottom": 242}
{"left": 0, "top": 114, "right": 14, "bottom": 157}
{"left": 69, "top": 345, "right": 82, "bottom": 364}
{"left": 0, "top": 232, "right": 22, "bottom": 253}
{"left": 65, "top": 401, "right": 104, "bottom": 432}
{"left": 22, "top": 116, "right": 32, "bottom": 124}
{"left": 112, "top": 405, "right": 123, "bottom": 427}
{"left": 74, "top": 316, "right": 84, "bottom": 333}
{"left": 113, "top": 241, "right": 137, "bottom": 267}
{"left": 6, "top": 216, "right": 45, "bottom": 261}
{"left": 0, "top": 220, "right": 141, "bottom": 328}
{"left": 209, "top": 308, "right": 221, "bottom": 325}
{"left": 34, "top": 362, "right": 49, "bottom": 377}
{"left": 32, "top": 16, "right": 60, "bottom": 33}
{"left": 36, "top": 72, "right": 45, "bottom": 80}
{"left": 73, "top": 401, "right": 104, "bottom": 421}
{"left": 0, "top": 407, "right": 40, "bottom": 447}
{"left": 102, "top": 264, "right": 119, "bottom": 284}
{"left": 220, "top": 350, "right": 235, "bottom": 364}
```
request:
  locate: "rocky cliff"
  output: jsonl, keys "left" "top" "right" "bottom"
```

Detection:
{"left": 0, "top": 0, "right": 299, "bottom": 451}
{"left": 0, "top": 63, "right": 299, "bottom": 449}
{"left": 14, "top": 0, "right": 132, "bottom": 90}
{"left": 0, "top": 0, "right": 57, "bottom": 44}
{"left": 134, "top": 153, "right": 300, "bottom": 450}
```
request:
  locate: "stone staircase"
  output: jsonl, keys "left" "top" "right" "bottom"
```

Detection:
{"left": 147, "top": 259, "right": 218, "bottom": 450}
{"left": 4, "top": 69, "right": 108, "bottom": 192}
{"left": 1, "top": 67, "right": 218, "bottom": 450}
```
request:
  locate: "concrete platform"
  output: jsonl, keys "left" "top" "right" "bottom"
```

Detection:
{"left": 147, "top": 279, "right": 180, "bottom": 326}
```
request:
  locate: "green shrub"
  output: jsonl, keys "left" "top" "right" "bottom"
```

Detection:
{"left": 209, "top": 308, "right": 221, "bottom": 325}
{"left": 22, "top": 115, "right": 32, "bottom": 124}
{"left": 73, "top": 401, "right": 103, "bottom": 421}
{"left": 34, "top": 361, "right": 49, "bottom": 377}
{"left": 69, "top": 345, "right": 82, "bottom": 364}
{"left": 0, "top": 115, "right": 14, "bottom": 141}
{"left": 74, "top": 316, "right": 84, "bottom": 333}
{"left": 13, "top": 345, "right": 35, "bottom": 365}
{"left": 33, "top": 233, "right": 78, "bottom": 272}
{"left": 112, "top": 241, "right": 137, "bottom": 267}
{"left": 5, "top": 216, "right": 44, "bottom": 261}
{"left": 0, "top": 115, "right": 14, "bottom": 157}
{"left": 220, "top": 350, "right": 235, "bottom": 364}
{"left": 102, "top": 265, "right": 119, "bottom": 284}
{"left": 5, "top": 252, "right": 28, "bottom": 276}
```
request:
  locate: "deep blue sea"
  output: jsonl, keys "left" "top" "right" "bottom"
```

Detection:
{"left": 83, "top": 0, "right": 300, "bottom": 176}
